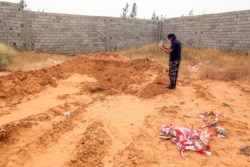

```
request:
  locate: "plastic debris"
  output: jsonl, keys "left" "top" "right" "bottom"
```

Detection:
{"left": 47, "top": 58, "right": 62, "bottom": 65}
{"left": 188, "top": 61, "right": 209, "bottom": 72}
{"left": 159, "top": 111, "right": 226, "bottom": 158}
{"left": 239, "top": 146, "right": 250, "bottom": 157}
{"left": 64, "top": 111, "right": 70, "bottom": 117}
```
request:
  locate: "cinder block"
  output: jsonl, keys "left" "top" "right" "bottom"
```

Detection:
{"left": 1, "top": 2, "right": 250, "bottom": 54}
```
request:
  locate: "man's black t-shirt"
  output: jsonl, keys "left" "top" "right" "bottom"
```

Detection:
{"left": 170, "top": 40, "right": 181, "bottom": 61}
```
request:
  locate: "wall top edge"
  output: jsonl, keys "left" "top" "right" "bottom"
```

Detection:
{"left": 164, "top": 9, "right": 250, "bottom": 21}
{"left": 3, "top": 1, "right": 249, "bottom": 22}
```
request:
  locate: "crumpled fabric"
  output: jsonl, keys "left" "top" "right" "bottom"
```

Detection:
{"left": 160, "top": 111, "right": 226, "bottom": 158}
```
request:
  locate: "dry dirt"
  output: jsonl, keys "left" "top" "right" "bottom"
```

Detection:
{"left": 0, "top": 53, "right": 249, "bottom": 167}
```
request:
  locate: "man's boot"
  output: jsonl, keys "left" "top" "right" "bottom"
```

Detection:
{"left": 166, "top": 82, "right": 176, "bottom": 89}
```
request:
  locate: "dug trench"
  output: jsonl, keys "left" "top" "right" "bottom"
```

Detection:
{"left": 0, "top": 53, "right": 249, "bottom": 167}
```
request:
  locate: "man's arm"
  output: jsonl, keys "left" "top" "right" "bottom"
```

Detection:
{"left": 159, "top": 45, "right": 173, "bottom": 54}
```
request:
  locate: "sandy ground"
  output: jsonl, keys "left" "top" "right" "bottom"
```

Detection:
{"left": 0, "top": 53, "right": 249, "bottom": 167}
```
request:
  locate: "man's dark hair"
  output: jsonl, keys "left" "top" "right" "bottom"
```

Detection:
{"left": 167, "top": 33, "right": 177, "bottom": 40}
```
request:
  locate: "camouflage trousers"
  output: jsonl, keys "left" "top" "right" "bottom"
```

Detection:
{"left": 169, "top": 60, "right": 180, "bottom": 86}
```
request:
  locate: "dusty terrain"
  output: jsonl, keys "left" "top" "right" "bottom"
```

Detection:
{"left": 0, "top": 53, "right": 249, "bottom": 167}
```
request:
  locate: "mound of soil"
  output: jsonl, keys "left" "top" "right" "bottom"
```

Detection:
{"left": 0, "top": 53, "right": 249, "bottom": 167}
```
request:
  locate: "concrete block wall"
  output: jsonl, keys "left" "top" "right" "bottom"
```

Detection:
{"left": 1, "top": 2, "right": 250, "bottom": 54}
{"left": 27, "top": 12, "right": 107, "bottom": 54}
{"left": 200, "top": 11, "right": 250, "bottom": 51}
{"left": 0, "top": 2, "right": 24, "bottom": 49}
{"left": 109, "top": 18, "right": 159, "bottom": 51}
{"left": 0, "top": 2, "right": 159, "bottom": 55}
{"left": 162, "top": 10, "right": 250, "bottom": 52}
{"left": 162, "top": 16, "right": 198, "bottom": 45}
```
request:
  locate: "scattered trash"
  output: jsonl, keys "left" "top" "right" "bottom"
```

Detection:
{"left": 197, "top": 111, "right": 218, "bottom": 128}
{"left": 47, "top": 58, "right": 62, "bottom": 65}
{"left": 179, "top": 101, "right": 185, "bottom": 105}
{"left": 160, "top": 111, "right": 226, "bottom": 158}
{"left": 64, "top": 111, "right": 70, "bottom": 117}
{"left": 221, "top": 102, "right": 234, "bottom": 110}
{"left": 215, "top": 126, "right": 228, "bottom": 137}
{"left": 183, "top": 115, "right": 191, "bottom": 118}
{"left": 188, "top": 61, "right": 209, "bottom": 72}
{"left": 238, "top": 146, "right": 250, "bottom": 157}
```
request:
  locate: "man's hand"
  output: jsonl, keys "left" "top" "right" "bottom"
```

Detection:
{"left": 159, "top": 45, "right": 169, "bottom": 52}
{"left": 161, "top": 45, "right": 167, "bottom": 49}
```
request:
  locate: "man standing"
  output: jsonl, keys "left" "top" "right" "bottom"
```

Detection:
{"left": 159, "top": 33, "right": 181, "bottom": 89}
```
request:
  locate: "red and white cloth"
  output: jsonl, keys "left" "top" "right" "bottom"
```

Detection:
{"left": 160, "top": 111, "right": 225, "bottom": 158}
